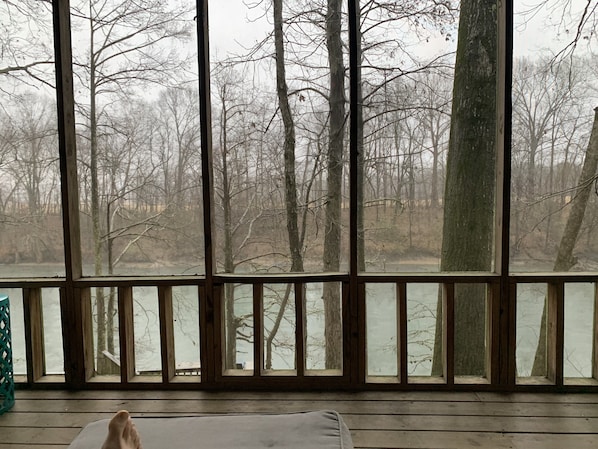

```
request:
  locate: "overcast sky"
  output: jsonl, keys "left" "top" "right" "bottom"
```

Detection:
{"left": 513, "top": 0, "right": 596, "bottom": 57}
{"left": 206, "top": 0, "right": 596, "bottom": 61}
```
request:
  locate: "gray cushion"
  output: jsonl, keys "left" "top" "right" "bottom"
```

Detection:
{"left": 69, "top": 410, "right": 354, "bottom": 449}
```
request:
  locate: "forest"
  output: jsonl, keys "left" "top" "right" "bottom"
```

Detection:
{"left": 1, "top": 0, "right": 596, "bottom": 273}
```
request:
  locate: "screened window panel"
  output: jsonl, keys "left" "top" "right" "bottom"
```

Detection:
{"left": 209, "top": 0, "right": 349, "bottom": 274}
{"left": 0, "top": 2, "right": 64, "bottom": 277}
{"left": 69, "top": 0, "right": 205, "bottom": 276}
{"left": 511, "top": 0, "right": 598, "bottom": 273}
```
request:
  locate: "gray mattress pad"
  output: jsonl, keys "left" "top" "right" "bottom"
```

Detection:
{"left": 68, "top": 410, "right": 354, "bottom": 449}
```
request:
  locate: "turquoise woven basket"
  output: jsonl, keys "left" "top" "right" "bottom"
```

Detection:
{"left": 0, "top": 294, "right": 14, "bottom": 414}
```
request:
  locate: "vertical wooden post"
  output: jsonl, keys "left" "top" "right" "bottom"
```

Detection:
{"left": 347, "top": 0, "right": 362, "bottom": 388}
{"left": 496, "top": 0, "right": 514, "bottom": 389}
{"left": 118, "top": 287, "right": 136, "bottom": 383}
{"left": 158, "top": 286, "right": 176, "bottom": 383}
{"left": 505, "top": 280, "right": 517, "bottom": 386}
{"left": 487, "top": 282, "right": 501, "bottom": 384}
{"left": 295, "top": 283, "right": 306, "bottom": 377}
{"left": 53, "top": 0, "right": 84, "bottom": 388}
{"left": 592, "top": 283, "right": 598, "bottom": 381}
{"left": 253, "top": 283, "right": 263, "bottom": 377}
{"left": 396, "top": 283, "right": 408, "bottom": 384}
{"left": 79, "top": 288, "right": 95, "bottom": 381}
{"left": 547, "top": 282, "right": 564, "bottom": 386}
{"left": 348, "top": 281, "right": 364, "bottom": 383}
{"left": 199, "top": 284, "right": 208, "bottom": 382}
{"left": 443, "top": 283, "right": 455, "bottom": 386}
{"left": 23, "top": 289, "right": 45, "bottom": 382}
{"left": 213, "top": 283, "right": 223, "bottom": 380}
{"left": 197, "top": 0, "right": 216, "bottom": 387}
{"left": 494, "top": 0, "right": 513, "bottom": 273}
{"left": 340, "top": 281, "right": 351, "bottom": 379}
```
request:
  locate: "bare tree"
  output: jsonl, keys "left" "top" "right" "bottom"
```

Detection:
{"left": 212, "top": 70, "right": 261, "bottom": 368}
{"left": 69, "top": 0, "right": 193, "bottom": 373}
{"left": 155, "top": 87, "right": 202, "bottom": 212}
{"left": 273, "top": 0, "right": 304, "bottom": 274}
{"left": 321, "top": 0, "right": 345, "bottom": 369}
{"left": 0, "top": 94, "right": 59, "bottom": 262}
{"left": 0, "top": 1, "right": 54, "bottom": 90}
{"left": 531, "top": 107, "right": 598, "bottom": 376}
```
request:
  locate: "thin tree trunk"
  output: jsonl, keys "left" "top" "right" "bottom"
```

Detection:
{"left": 273, "top": 0, "right": 303, "bottom": 273}
{"left": 322, "top": 0, "right": 345, "bottom": 370}
{"left": 430, "top": 113, "right": 442, "bottom": 208}
{"left": 219, "top": 88, "right": 237, "bottom": 370}
{"left": 355, "top": 3, "right": 365, "bottom": 272}
{"left": 266, "top": 0, "right": 304, "bottom": 373}
{"left": 88, "top": 7, "right": 110, "bottom": 375}
{"left": 531, "top": 107, "right": 598, "bottom": 376}
{"left": 265, "top": 284, "right": 293, "bottom": 370}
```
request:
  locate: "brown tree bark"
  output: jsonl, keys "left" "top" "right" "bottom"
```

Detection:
{"left": 432, "top": 0, "right": 497, "bottom": 377}
{"left": 273, "top": 0, "right": 303, "bottom": 274}
{"left": 531, "top": 107, "right": 598, "bottom": 376}
{"left": 322, "top": 0, "right": 346, "bottom": 370}
{"left": 269, "top": 0, "right": 304, "bottom": 372}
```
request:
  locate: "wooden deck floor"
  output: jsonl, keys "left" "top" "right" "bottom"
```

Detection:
{"left": 1, "top": 389, "right": 597, "bottom": 449}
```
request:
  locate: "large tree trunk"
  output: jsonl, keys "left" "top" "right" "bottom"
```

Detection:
{"left": 322, "top": 0, "right": 345, "bottom": 370}
{"left": 432, "top": 0, "right": 497, "bottom": 377}
{"left": 531, "top": 107, "right": 598, "bottom": 376}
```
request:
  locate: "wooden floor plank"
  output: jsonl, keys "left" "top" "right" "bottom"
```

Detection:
{"left": 14, "top": 388, "right": 598, "bottom": 403}
{"left": 1, "top": 390, "right": 597, "bottom": 449}
{"left": 3, "top": 411, "right": 596, "bottom": 433}
{"left": 0, "top": 412, "right": 115, "bottom": 427}
{"left": 9, "top": 398, "right": 598, "bottom": 417}
{"left": 0, "top": 445, "right": 66, "bottom": 449}
{"left": 342, "top": 414, "right": 598, "bottom": 433}
{"left": 0, "top": 428, "right": 81, "bottom": 446}
{"left": 351, "top": 430, "right": 598, "bottom": 449}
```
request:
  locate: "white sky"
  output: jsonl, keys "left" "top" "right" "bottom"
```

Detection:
{"left": 208, "top": 1, "right": 271, "bottom": 60}
{"left": 0, "top": 0, "right": 594, "bottom": 98}
{"left": 207, "top": 0, "right": 596, "bottom": 60}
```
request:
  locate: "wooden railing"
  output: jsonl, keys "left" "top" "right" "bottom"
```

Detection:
{"left": 4, "top": 272, "right": 597, "bottom": 391}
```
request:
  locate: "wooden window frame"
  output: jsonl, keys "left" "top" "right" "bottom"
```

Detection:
{"left": 2, "top": 0, "right": 595, "bottom": 392}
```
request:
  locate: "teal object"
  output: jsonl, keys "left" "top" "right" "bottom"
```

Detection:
{"left": 0, "top": 294, "right": 14, "bottom": 414}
